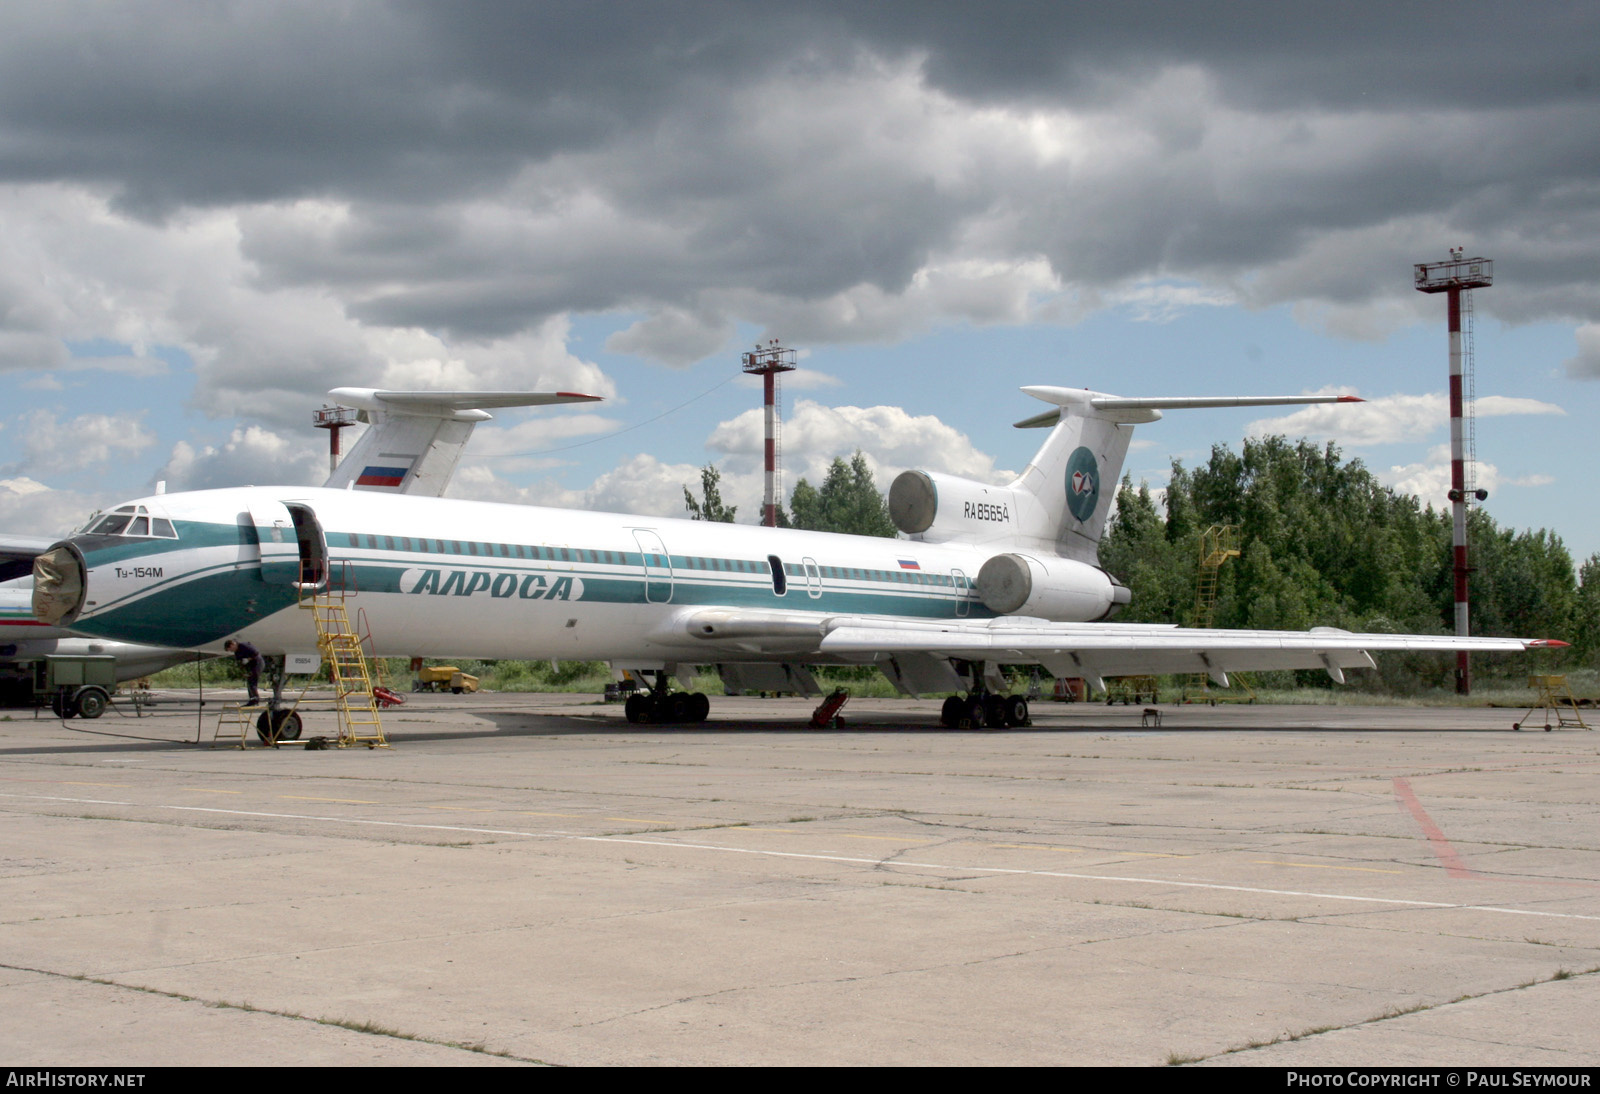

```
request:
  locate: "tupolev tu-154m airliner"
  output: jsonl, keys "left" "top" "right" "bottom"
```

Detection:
{"left": 30, "top": 384, "right": 1561, "bottom": 731}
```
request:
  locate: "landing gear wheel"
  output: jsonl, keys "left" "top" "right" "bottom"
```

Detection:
{"left": 964, "top": 697, "right": 987, "bottom": 729}
{"left": 255, "top": 710, "right": 303, "bottom": 744}
{"left": 940, "top": 695, "right": 963, "bottom": 728}
{"left": 74, "top": 687, "right": 109, "bottom": 720}
{"left": 983, "top": 694, "right": 1006, "bottom": 729}
{"left": 625, "top": 694, "right": 648, "bottom": 724}
{"left": 689, "top": 692, "right": 710, "bottom": 723}
{"left": 1001, "top": 694, "right": 1029, "bottom": 727}
{"left": 668, "top": 692, "right": 691, "bottom": 722}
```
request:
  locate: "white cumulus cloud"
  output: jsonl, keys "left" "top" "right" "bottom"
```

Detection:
{"left": 158, "top": 425, "right": 327, "bottom": 493}
{"left": 1246, "top": 390, "right": 1565, "bottom": 446}
{"left": 1382, "top": 443, "right": 1556, "bottom": 510}
{"left": 5, "top": 410, "right": 157, "bottom": 476}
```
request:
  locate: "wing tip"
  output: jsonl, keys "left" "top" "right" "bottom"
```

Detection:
{"left": 1525, "top": 639, "right": 1570, "bottom": 649}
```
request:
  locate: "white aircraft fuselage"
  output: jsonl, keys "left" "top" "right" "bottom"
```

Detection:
{"left": 41, "top": 485, "right": 1122, "bottom": 662}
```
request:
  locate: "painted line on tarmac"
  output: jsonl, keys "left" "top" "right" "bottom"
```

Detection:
{"left": 1393, "top": 776, "right": 1474, "bottom": 878}
{"left": 596, "top": 833, "right": 1600, "bottom": 923}
{"left": 8, "top": 790, "right": 1600, "bottom": 925}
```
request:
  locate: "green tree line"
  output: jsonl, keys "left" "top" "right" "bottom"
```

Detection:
{"left": 1100, "top": 436, "right": 1599, "bottom": 681}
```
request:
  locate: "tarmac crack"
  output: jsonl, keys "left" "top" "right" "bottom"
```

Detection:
{"left": 1170, "top": 963, "right": 1600, "bottom": 1064}
{"left": 561, "top": 938, "right": 1127, "bottom": 1033}
{"left": 0, "top": 959, "right": 549, "bottom": 1064}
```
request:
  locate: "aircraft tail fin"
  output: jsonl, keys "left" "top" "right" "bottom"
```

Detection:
{"left": 1008, "top": 389, "right": 1361, "bottom": 562}
{"left": 322, "top": 388, "right": 602, "bottom": 497}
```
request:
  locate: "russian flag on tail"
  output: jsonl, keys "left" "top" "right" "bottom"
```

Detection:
{"left": 356, "top": 464, "right": 411, "bottom": 488}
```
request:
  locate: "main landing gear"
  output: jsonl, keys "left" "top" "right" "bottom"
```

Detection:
{"left": 938, "top": 690, "right": 1031, "bottom": 729}
{"left": 623, "top": 672, "right": 710, "bottom": 725}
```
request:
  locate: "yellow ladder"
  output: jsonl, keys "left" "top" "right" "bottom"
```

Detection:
{"left": 302, "top": 593, "right": 389, "bottom": 748}
{"left": 1183, "top": 525, "right": 1256, "bottom": 704}
{"left": 1514, "top": 675, "right": 1592, "bottom": 732}
{"left": 212, "top": 700, "right": 274, "bottom": 749}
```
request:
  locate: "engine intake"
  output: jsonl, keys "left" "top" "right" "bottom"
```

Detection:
{"left": 975, "top": 552, "right": 1128, "bottom": 621}
{"left": 889, "top": 470, "right": 1029, "bottom": 542}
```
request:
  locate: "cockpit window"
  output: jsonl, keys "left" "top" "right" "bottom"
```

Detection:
{"left": 83, "top": 505, "right": 179, "bottom": 539}
{"left": 89, "top": 512, "right": 134, "bottom": 535}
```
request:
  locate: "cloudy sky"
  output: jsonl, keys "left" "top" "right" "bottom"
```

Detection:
{"left": 1, "top": 2, "right": 1596, "bottom": 562}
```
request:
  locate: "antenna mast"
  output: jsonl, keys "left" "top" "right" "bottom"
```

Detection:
{"left": 741, "top": 339, "right": 797, "bottom": 527}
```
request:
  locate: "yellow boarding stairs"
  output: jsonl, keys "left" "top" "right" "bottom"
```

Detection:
{"left": 303, "top": 590, "right": 389, "bottom": 748}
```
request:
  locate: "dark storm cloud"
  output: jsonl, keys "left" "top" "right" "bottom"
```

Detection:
{"left": 0, "top": 1, "right": 839, "bottom": 212}
{"left": 2, "top": 1, "right": 1599, "bottom": 356}
{"left": 845, "top": 0, "right": 1600, "bottom": 112}
{"left": 10, "top": 2, "right": 1591, "bottom": 211}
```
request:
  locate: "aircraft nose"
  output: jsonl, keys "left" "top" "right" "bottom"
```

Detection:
{"left": 33, "top": 542, "right": 86, "bottom": 625}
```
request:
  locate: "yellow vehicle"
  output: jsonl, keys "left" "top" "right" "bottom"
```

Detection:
{"left": 413, "top": 665, "right": 480, "bottom": 694}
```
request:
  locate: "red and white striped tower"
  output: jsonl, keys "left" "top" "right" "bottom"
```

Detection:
{"left": 1414, "top": 251, "right": 1493, "bottom": 695}
{"left": 741, "top": 340, "right": 797, "bottom": 527}
{"left": 312, "top": 404, "right": 359, "bottom": 475}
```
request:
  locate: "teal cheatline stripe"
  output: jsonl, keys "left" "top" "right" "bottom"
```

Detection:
{"left": 73, "top": 569, "right": 298, "bottom": 648}
{"left": 345, "top": 559, "right": 989, "bottom": 619}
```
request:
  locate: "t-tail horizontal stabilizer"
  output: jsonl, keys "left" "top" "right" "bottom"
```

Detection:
{"left": 323, "top": 388, "right": 603, "bottom": 497}
{"left": 1009, "top": 388, "right": 1362, "bottom": 564}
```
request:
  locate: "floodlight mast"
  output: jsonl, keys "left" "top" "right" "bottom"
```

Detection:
{"left": 312, "top": 404, "right": 359, "bottom": 475}
{"left": 1414, "top": 251, "right": 1493, "bottom": 695}
{"left": 742, "top": 340, "right": 797, "bottom": 527}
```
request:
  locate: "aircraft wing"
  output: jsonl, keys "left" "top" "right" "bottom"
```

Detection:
{"left": 819, "top": 619, "right": 1552, "bottom": 681}
{"left": 673, "top": 609, "right": 1558, "bottom": 687}
{"left": 0, "top": 534, "right": 61, "bottom": 584}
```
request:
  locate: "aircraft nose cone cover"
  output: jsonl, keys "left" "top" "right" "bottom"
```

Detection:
{"left": 33, "top": 545, "right": 84, "bottom": 625}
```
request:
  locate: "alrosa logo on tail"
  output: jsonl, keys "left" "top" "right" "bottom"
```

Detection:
{"left": 1064, "top": 447, "right": 1100, "bottom": 522}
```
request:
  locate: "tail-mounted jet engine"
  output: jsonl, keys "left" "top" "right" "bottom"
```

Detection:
{"left": 889, "top": 469, "right": 1128, "bottom": 621}
{"left": 889, "top": 471, "right": 1037, "bottom": 544}
{"left": 974, "top": 552, "right": 1128, "bottom": 622}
